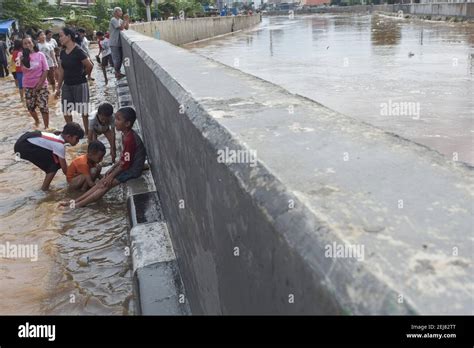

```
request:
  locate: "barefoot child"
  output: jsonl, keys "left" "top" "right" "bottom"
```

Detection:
{"left": 88, "top": 102, "right": 116, "bottom": 163}
{"left": 14, "top": 123, "right": 85, "bottom": 191}
{"left": 67, "top": 140, "right": 105, "bottom": 191}
{"left": 95, "top": 31, "right": 113, "bottom": 85}
{"left": 65, "top": 107, "right": 146, "bottom": 208}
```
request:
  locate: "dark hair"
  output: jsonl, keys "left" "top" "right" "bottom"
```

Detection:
{"left": 77, "top": 28, "right": 86, "bottom": 34}
{"left": 21, "top": 36, "right": 39, "bottom": 69}
{"left": 13, "top": 39, "right": 22, "bottom": 51}
{"left": 96, "top": 31, "right": 104, "bottom": 37}
{"left": 62, "top": 122, "right": 85, "bottom": 139}
{"left": 36, "top": 30, "right": 44, "bottom": 40}
{"left": 97, "top": 102, "right": 114, "bottom": 117}
{"left": 118, "top": 107, "right": 136, "bottom": 127}
{"left": 88, "top": 140, "right": 106, "bottom": 154}
{"left": 61, "top": 27, "right": 81, "bottom": 45}
{"left": 45, "top": 29, "right": 52, "bottom": 36}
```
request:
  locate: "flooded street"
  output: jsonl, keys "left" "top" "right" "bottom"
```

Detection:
{"left": 0, "top": 48, "right": 134, "bottom": 314}
{"left": 187, "top": 14, "right": 474, "bottom": 165}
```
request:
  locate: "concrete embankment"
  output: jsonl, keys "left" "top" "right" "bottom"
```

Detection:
{"left": 130, "top": 15, "right": 262, "bottom": 45}
{"left": 120, "top": 28, "right": 473, "bottom": 315}
{"left": 265, "top": 4, "right": 474, "bottom": 20}
{"left": 116, "top": 79, "right": 190, "bottom": 315}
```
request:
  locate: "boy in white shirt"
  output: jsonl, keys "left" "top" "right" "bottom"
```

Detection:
{"left": 96, "top": 31, "right": 114, "bottom": 85}
{"left": 14, "top": 123, "right": 85, "bottom": 190}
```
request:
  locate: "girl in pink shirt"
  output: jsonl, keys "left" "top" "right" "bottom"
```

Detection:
{"left": 20, "top": 36, "right": 50, "bottom": 129}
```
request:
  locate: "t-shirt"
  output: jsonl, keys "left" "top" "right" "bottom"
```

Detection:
{"left": 38, "top": 42, "right": 56, "bottom": 68}
{"left": 109, "top": 17, "right": 123, "bottom": 47}
{"left": 20, "top": 51, "right": 49, "bottom": 88}
{"left": 27, "top": 132, "right": 65, "bottom": 159}
{"left": 47, "top": 38, "right": 58, "bottom": 50}
{"left": 12, "top": 50, "right": 22, "bottom": 72}
{"left": 88, "top": 111, "right": 115, "bottom": 135}
{"left": 100, "top": 38, "right": 112, "bottom": 58}
{"left": 80, "top": 37, "right": 90, "bottom": 57}
{"left": 66, "top": 154, "right": 96, "bottom": 182}
{"left": 120, "top": 129, "right": 146, "bottom": 177}
{"left": 60, "top": 45, "right": 88, "bottom": 86}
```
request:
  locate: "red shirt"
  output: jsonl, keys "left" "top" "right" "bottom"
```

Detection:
{"left": 120, "top": 130, "right": 137, "bottom": 171}
{"left": 12, "top": 50, "right": 22, "bottom": 72}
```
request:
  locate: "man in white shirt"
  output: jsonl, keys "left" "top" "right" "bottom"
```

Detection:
{"left": 109, "top": 7, "right": 129, "bottom": 79}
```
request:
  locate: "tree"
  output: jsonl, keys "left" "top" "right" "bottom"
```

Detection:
{"left": 1, "top": 0, "right": 45, "bottom": 31}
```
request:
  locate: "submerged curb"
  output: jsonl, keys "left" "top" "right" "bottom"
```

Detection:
{"left": 115, "top": 78, "right": 190, "bottom": 315}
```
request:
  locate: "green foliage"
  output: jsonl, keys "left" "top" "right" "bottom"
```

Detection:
{"left": 1, "top": 0, "right": 207, "bottom": 33}
{"left": 65, "top": 17, "right": 95, "bottom": 36}
{"left": 1, "top": 0, "right": 45, "bottom": 31}
{"left": 156, "top": 0, "right": 203, "bottom": 18}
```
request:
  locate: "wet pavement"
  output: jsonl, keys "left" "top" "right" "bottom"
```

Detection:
{"left": 187, "top": 14, "right": 474, "bottom": 165}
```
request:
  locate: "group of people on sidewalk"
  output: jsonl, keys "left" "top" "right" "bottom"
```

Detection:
{"left": 9, "top": 7, "right": 147, "bottom": 208}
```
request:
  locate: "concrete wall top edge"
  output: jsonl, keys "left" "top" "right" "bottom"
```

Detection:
{"left": 123, "top": 29, "right": 474, "bottom": 314}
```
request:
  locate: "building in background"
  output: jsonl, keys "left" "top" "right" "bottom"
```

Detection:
{"left": 302, "top": 0, "right": 330, "bottom": 5}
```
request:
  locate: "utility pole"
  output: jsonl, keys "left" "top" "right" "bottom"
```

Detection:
{"left": 142, "top": 0, "right": 152, "bottom": 22}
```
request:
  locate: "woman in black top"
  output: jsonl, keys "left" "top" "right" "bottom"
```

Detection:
{"left": 55, "top": 28, "right": 93, "bottom": 134}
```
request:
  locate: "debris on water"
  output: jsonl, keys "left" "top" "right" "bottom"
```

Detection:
{"left": 78, "top": 256, "right": 90, "bottom": 267}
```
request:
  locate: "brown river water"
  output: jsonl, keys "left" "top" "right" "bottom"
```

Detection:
{"left": 187, "top": 14, "right": 474, "bottom": 165}
{"left": 0, "top": 48, "right": 134, "bottom": 315}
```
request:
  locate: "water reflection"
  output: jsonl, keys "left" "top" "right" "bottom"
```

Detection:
{"left": 371, "top": 15, "right": 401, "bottom": 46}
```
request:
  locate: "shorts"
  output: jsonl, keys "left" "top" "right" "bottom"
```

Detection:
{"left": 15, "top": 72, "right": 23, "bottom": 89}
{"left": 101, "top": 54, "right": 113, "bottom": 68}
{"left": 115, "top": 170, "right": 137, "bottom": 183}
{"left": 25, "top": 86, "right": 49, "bottom": 113}
{"left": 61, "top": 82, "right": 90, "bottom": 115}
{"left": 14, "top": 134, "right": 60, "bottom": 173}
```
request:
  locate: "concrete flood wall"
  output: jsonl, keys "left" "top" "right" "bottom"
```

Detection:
{"left": 130, "top": 15, "right": 262, "bottom": 46}
{"left": 268, "top": 4, "right": 474, "bottom": 18}
{"left": 121, "top": 29, "right": 473, "bottom": 315}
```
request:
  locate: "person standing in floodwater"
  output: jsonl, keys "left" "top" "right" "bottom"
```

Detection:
{"left": 109, "top": 7, "right": 129, "bottom": 80}
{"left": 55, "top": 27, "right": 93, "bottom": 135}
{"left": 0, "top": 39, "right": 9, "bottom": 78}
{"left": 37, "top": 30, "right": 58, "bottom": 93}
{"left": 10, "top": 40, "right": 24, "bottom": 102}
{"left": 20, "top": 36, "right": 50, "bottom": 129}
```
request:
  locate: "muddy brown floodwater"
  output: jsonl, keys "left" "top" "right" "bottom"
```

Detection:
{"left": 187, "top": 14, "right": 474, "bottom": 165}
{"left": 0, "top": 47, "right": 134, "bottom": 314}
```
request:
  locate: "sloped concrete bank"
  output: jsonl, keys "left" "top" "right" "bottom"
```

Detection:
{"left": 266, "top": 4, "right": 474, "bottom": 19}
{"left": 121, "top": 29, "right": 473, "bottom": 315}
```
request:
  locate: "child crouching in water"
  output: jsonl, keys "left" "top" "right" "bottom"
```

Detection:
{"left": 88, "top": 102, "right": 116, "bottom": 163}
{"left": 67, "top": 140, "right": 105, "bottom": 191}
{"left": 61, "top": 107, "right": 146, "bottom": 208}
{"left": 14, "top": 123, "right": 84, "bottom": 191}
